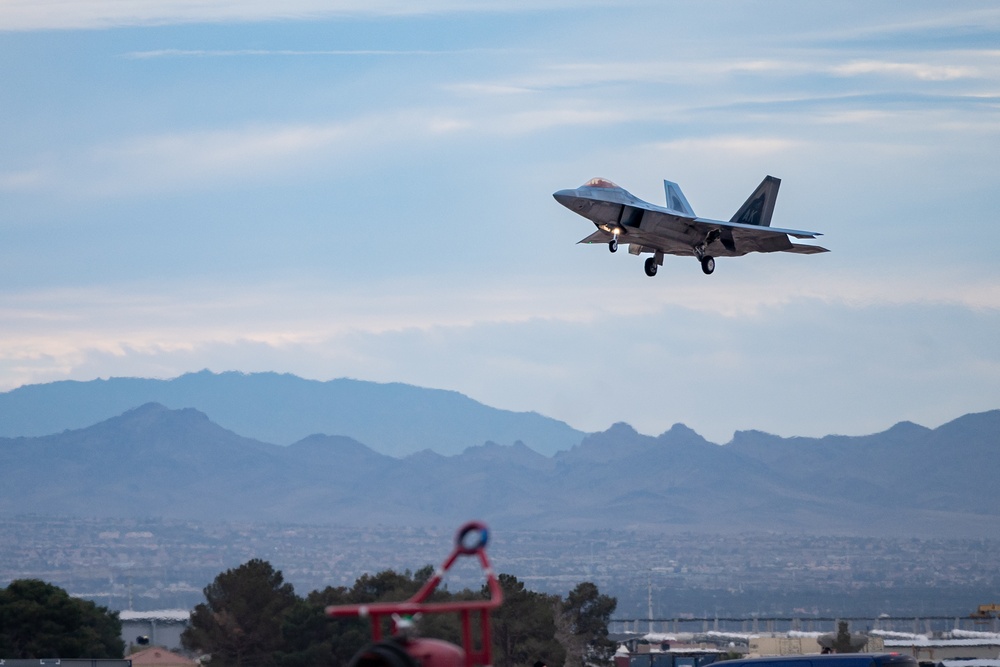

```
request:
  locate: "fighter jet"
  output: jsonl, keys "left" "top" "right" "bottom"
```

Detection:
{"left": 553, "top": 175, "right": 827, "bottom": 276}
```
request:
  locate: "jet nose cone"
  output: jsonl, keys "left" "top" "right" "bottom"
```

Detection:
{"left": 553, "top": 189, "right": 578, "bottom": 208}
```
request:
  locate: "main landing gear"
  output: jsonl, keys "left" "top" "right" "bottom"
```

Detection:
{"left": 644, "top": 257, "right": 657, "bottom": 277}
{"left": 694, "top": 243, "right": 715, "bottom": 275}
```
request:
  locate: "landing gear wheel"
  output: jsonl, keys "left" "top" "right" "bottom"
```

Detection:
{"left": 701, "top": 256, "right": 715, "bottom": 275}
{"left": 609, "top": 238, "right": 618, "bottom": 253}
{"left": 644, "top": 257, "right": 658, "bottom": 277}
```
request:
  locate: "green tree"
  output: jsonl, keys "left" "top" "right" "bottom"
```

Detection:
{"left": 276, "top": 585, "right": 371, "bottom": 667}
{"left": 0, "top": 579, "right": 124, "bottom": 658}
{"left": 558, "top": 582, "right": 617, "bottom": 667}
{"left": 491, "top": 574, "right": 566, "bottom": 667}
{"left": 182, "top": 559, "right": 298, "bottom": 667}
{"left": 276, "top": 567, "right": 452, "bottom": 667}
{"left": 349, "top": 569, "right": 422, "bottom": 604}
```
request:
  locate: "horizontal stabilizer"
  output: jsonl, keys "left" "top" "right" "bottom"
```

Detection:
{"left": 785, "top": 243, "right": 829, "bottom": 254}
{"left": 578, "top": 230, "right": 612, "bottom": 244}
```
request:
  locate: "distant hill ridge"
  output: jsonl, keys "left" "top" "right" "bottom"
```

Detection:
{"left": 0, "top": 370, "right": 584, "bottom": 456}
{"left": 0, "top": 401, "right": 997, "bottom": 537}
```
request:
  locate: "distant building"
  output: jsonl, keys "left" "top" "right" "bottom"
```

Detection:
{"left": 748, "top": 633, "right": 885, "bottom": 656}
{"left": 119, "top": 610, "right": 190, "bottom": 652}
{"left": 881, "top": 634, "right": 1000, "bottom": 662}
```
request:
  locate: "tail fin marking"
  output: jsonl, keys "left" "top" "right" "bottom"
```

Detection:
{"left": 731, "top": 175, "right": 780, "bottom": 227}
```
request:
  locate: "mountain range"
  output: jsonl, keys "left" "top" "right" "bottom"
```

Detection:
{"left": 0, "top": 371, "right": 584, "bottom": 456}
{"left": 1, "top": 377, "right": 997, "bottom": 537}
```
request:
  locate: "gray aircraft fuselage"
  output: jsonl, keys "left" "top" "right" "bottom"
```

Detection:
{"left": 553, "top": 176, "right": 827, "bottom": 277}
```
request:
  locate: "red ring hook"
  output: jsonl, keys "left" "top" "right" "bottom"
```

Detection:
{"left": 456, "top": 521, "right": 488, "bottom": 555}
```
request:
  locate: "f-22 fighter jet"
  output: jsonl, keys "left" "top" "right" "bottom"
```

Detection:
{"left": 553, "top": 176, "right": 827, "bottom": 276}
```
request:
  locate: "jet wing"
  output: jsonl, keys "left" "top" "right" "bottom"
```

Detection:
{"left": 691, "top": 217, "right": 828, "bottom": 255}
{"left": 693, "top": 217, "right": 823, "bottom": 239}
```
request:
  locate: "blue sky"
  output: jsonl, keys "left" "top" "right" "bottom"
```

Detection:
{"left": 2, "top": 1, "right": 999, "bottom": 445}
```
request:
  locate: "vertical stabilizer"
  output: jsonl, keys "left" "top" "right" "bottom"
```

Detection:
{"left": 663, "top": 180, "right": 695, "bottom": 216}
{"left": 730, "top": 175, "right": 780, "bottom": 227}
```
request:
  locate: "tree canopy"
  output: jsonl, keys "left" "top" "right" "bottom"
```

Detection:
{"left": 183, "top": 560, "right": 615, "bottom": 667}
{"left": 491, "top": 574, "right": 566, "bottom": 667}
{"left": 559, "top": 582, "right": 618, "bottom": 667}
{"left": 0, "top": 579, "right": 124, "bottom": 659}
{"left": 182, "top": 558, "right": 298, "bottom": 667}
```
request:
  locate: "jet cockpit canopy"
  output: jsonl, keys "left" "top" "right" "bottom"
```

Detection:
{"left": 583, "top": 177, "right": 619, "bottom": 189}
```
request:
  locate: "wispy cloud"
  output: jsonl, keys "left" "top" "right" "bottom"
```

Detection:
{"left": 810, "top": 7, "right": 1000, "bottom": 50}
{"left": 2, "top": 266, "right": 997, "bottom": 366}
{"left": 28, "top": 113, "right": 474, "bottom": 197}
{"left": 7, "top": 105, "right": 650, "bottom": 197}
{"left": 447, "top": 60, "right": 777, "bottom": 94}
{"left": 651, "top": 136, "right": 805, "bottom": 157}
{"left": 830, "top": 60, "right": 980, "bottom": 81}
{"left": 448, "top": 53, "right": 996, "bottom": 96}
{"left": 487, "top": 107, "right": 637, "bottom": 134}
{"left": 0, "top": 0, "right": 617, "bottom": 31}
{"left": 85, "top": 123, "right": 356, "bottom": 195}
{"left": 0, "top": 169, "right": 47, "bottom": 191}
{"left": 122, "top": 48, "right": 493, "bottom": 59}
{"left": 108, "top": 123, "right": 351, "bottom": 166}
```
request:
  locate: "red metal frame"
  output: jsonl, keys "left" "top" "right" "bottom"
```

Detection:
{"left": 325, "top": 521, "right": 504, "bottom": 667}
